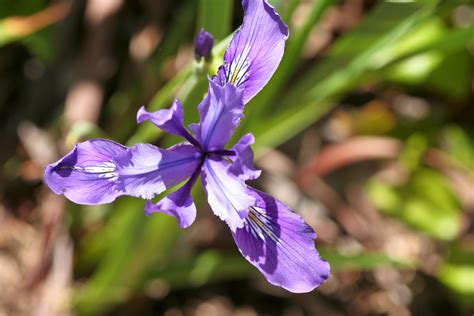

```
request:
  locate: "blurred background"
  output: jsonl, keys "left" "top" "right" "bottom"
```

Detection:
{"left": 0, "top": 0, "right": 473, "bottom": 315}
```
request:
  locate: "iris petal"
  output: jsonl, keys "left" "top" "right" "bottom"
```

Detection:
{"left": 232, "top": 188, "right": 330, "bottom": 293}
{"left": 201, "top": 158, "right": 255, "bottom": 231}
{"left": 229, "top": 133, "right": 261, "bottom": 181}
{"left": 144, "top": 168, "right": 200, "bottom": 228}
{"left": 137, "top": 99, "right": 200, "bottom": 147}
{"left": 114, "top": 143, "right": 202, "bottom": 200}
{"left": 44, "top": 139, "right": 202, "bottom": 204}
{"left": 44, "top": 139, "right": 126, "bottom": 205}
{"left": 192, "top": 80, "right": 245, "bottom": 151}
{"left": 218, "top": 0, "right": 289, "bottom": 103}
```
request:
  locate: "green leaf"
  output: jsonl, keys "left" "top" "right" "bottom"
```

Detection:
{"left": 149, "top": 1, "right": 197, "bottom": 72}
{"left": 197, "top": 0, "right": 233, "bottom": 41}
{"left": 380, "top": 19, "right": 474, "bottom": 97}
{"left": 438, "top": 243, "right": 474, "bottom": 303}
{"left": 367, "top": 168, "right": 462, "bottom": 240}
{"left": 282, "top": 0, "right": 302, "bottom": 23}
{"left": 438, "top": 263, "right": 474, "bottom": 296}
{"left": 126, "top": 70, "right": 191, "bottom": 146}
{"left": 65, "top": 121, "right": 108, "bottom": 148}
{"left": 319, "top": 248, "right": 415, "bottom": 271}
{"left": 399, "top": 133, "right": 428, "bottom": 171}
{"left": 148, "top": 250, "right": 253, "bottom": 289}
{"left": 0, "top": 2, "right": 66, "bottom": 48}
{"left": 426, "top": 50, "right": 472, "bottom": 100}
{"left": 441, "top": 125, "right": 474, "bottom": 172}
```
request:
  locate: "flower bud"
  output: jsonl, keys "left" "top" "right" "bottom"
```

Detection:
{"left": 194, "top": 29, "right": 214, "bottom": 61}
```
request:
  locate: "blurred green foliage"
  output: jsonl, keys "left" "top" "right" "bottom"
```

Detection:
{"left": 367, "top": 168, "right": 462, "bottom": 241}
{"left": 438, "top": 243, "right": 474, "bottom": 299}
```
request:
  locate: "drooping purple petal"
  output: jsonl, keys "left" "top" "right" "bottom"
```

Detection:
{"left": 144, "top": 168, "right": 200, "bottom": 228}
{"left": 201, "top": 157, "right": 255, "bottom": 231}
{"left": 195, "top": 28, "right": 214, "bottom": 61}
{"left": 44, "top": 139, "right": 202, "bottom": 204}
{"left": 137, "top": 100, "right": 200, "bottom": 147}
{"left": 232, "top": 188, "right": 330, "bottom": 293}
{"left": 217, "top": 0, "right": 289, "bottom": 103}
{"left": 192, "top": 80, "right": 244, "bottom": 151}
{"left": 229, "top": 133, "right": 261, "bottom": 181}
{"left": 44, "top": 139, "right": 127, "bottom": 205}
{"left": 114, "top": 143, "right": 202, "bottom": 200}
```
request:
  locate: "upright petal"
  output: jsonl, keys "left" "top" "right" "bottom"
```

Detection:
{"left": 44, "top": 139, "right": 203, "bottom": 204}
{"left": 114, "top": 143, "right": 202, "bottom": 200}
{"left": 201, "top": 158, "right": 255, "bottom": 231}
{"left": 192, "top": 80, "right": 245, "bottom": 151}
{"left": 137, "top": 100, "right": 200, "bottom": 147}
{"left": 144, "top": 168, "right": 200, "bottom": 228}
{"left": 44, "top": 139, "right": 127, "bottom": 205}
{"left": 232, "top": 188, "right": 330, "bottom": 293}
{"left": 229, "top": 133, "right": 261, "bottom": 181}
{"left": 218, "top": 0, "right": 289, "bottom": 103}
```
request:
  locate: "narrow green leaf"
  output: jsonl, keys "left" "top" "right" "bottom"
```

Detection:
{"left": 282, "top": 0, "right": 302, "bottom": 23}
{"left": 149, "top": 1, "right": 197, "bottom": 72}
{"left": 319, "top": 248, "right": 415, "bottom": 270}
{"left": 438, "top": 244, "right": 474, "bottom": 300}
{"left": 197, "top": 0, "right": 233, "bottom": 40}
{"left": 149, "top": 251, "right": 253, "bottom": 288}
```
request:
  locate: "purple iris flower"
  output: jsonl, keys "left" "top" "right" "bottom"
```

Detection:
{"left": 44, "top": 0, "right": 329, "bottom": 293}
{"left": 195, "top": 29, "right": 214, "bottom": 61}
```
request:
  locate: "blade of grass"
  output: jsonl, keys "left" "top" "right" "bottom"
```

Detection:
{"left": 319, "top": 248, "right": 415, "bottom": 271}
{"left": 282, "top": 0, "right": 302, "bottom": 23}
{"left": 197, "top": 0, "right": 233, "bottom": 40}
{"left": 0, "top": 2, "right": 69, "bottom": 46}
{"left": 149, "top": 1, "right": 196, "bottom": 72}
{"left": 248, "top": 0, "right": 336, "bottom": 115}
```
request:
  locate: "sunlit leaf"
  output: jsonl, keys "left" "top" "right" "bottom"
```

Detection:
{"left": 441, "top": 125, "right": 474, "bottom": 172}
{"left": 438, "top": 243, "right": 474, "bottom": 304}
{"left": 197, "top": 0, "right": 232, "bottom": 41}
{"left": 367, "top": 168, "right": 462, "bottom": 240}
{"left": 319, "top": 248, "right": 415, "bottom": 271}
